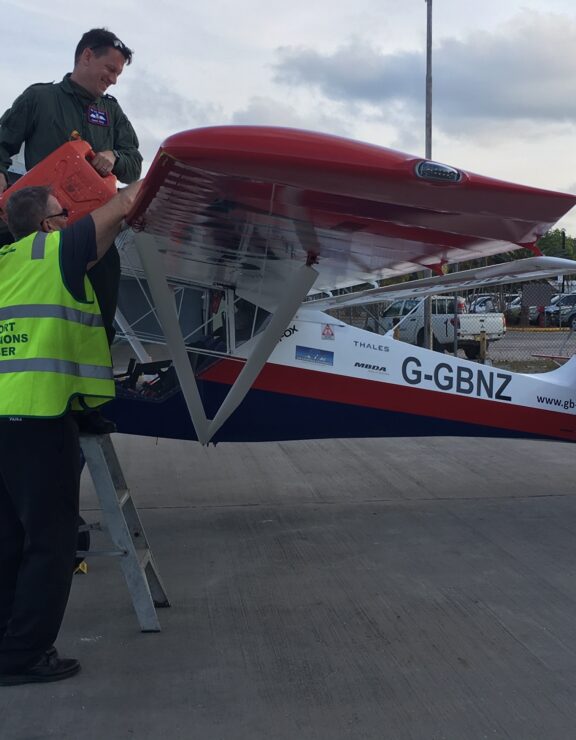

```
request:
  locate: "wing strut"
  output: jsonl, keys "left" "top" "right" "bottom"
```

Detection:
{"left": 207, "top": 264, "right": 318, "bottom": 441}
{"left": 134, "top": 233, "right": 318, "bottom": 444}
{"left": 135, "top": 234, "right": 210, "bottom": 443}
{"left": 114, "top": 308, "right": 152, "bottom": 364}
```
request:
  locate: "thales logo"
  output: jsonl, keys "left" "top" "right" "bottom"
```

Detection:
{"left": 354, "top": 362, "right": 387, "bottom": 372}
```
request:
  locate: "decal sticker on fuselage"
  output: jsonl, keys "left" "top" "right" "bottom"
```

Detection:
{"left": 354, "top": 361, "right": 388, "bottom": 374}
{"left": 353, "top": 340, "right": 389, "bottom": 352}
{"left": 278, "top": 324, "right": 298, "bottom": 342}
{"left": 321, "top": 324, "right": 335, "bottom": 340}
{"left": 401, "top": 355, "right": 513, "bottom": 401}
{"left": 295, "top": 345, "right": 334, "bottom": 366}
{"left": 535, "top": 394, "right": 576, "bottom": 411}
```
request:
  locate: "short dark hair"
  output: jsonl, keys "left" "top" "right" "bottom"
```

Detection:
{"left": 74, "top": 28, "right": 133, "bottom": 65}
{"left": 5, "top": 186, "right": 51, "bottom": 240}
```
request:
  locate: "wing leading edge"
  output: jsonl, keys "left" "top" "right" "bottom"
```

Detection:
{"left": 125, "top": 126, "right": 576, "bottom": 305}
{"left": 306, "top": 257, "right": 576, "bottom": 310}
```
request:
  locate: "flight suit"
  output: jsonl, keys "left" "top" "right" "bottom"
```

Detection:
{"left": 0, "top": 74, "right": 141, "bottom": 183}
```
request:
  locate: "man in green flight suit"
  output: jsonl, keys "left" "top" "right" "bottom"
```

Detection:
{"left": 0, "top": 28, "right": 142, "bottom": 433}
{"left": 0, "top": 28, "right": 141, "bottom": 192}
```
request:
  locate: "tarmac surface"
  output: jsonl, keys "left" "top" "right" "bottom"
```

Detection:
{"left": 2, "top": 432, "right": 576, "bottom": 740}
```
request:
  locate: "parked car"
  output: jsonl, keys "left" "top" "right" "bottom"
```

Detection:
{"left": 469, "top": 295, "right": 501, "bottom": 314}
{"left": 506, "top": 294, "right": 561, "bottom": 326}
{"left": 505, "top": 296, "right": 522, "bottom": 325}
{"left": 379, "top": 295, "right": 505, "bottom": 358}
{"left": 542, "top": 293, "right": 576, "bottom": 328}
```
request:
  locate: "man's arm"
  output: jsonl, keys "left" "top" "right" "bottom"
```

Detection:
{"left": 89, "top": 181, "right": 142, "bottom": 265}
{"left": 110, "top": 104, "right": 142, "bottom": 184}
{"left": 0, "top": 90, "right": 36, "bottom": 193}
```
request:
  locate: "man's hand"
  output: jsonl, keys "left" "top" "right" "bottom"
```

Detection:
{"left": 0, "top": 173, "right": 7, "bottom": 194}
{"left": 91, "top": 150, "right": 117, "bottom": 177}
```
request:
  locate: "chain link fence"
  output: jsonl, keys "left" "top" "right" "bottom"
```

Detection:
{"left": 329, "top": 284, "right": 576, "bottom": 372}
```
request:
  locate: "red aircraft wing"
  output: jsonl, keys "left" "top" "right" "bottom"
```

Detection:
{"left": 125, "top": 126, "right": 576, "bottom": 305}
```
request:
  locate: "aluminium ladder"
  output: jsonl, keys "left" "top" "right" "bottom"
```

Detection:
{"left": 79, "top": 433, "right": 170, "bottom": 632}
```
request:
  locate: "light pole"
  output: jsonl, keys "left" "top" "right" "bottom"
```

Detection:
{"left": 562, "top": 229, "right": 567, "bottom": 293}
{"left": 423, "top": 0, "right": 433, "bottom": 348}
{"left": 425, "top": 0, "right": 433, "bottom": 159}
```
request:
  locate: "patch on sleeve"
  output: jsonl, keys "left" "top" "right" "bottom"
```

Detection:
{"left": 87, "top": 106, "right": 109, "bottom": 127}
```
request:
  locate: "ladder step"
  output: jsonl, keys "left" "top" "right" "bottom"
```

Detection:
{"left": 138, "top": 550, "right": 152, "bottom": 568}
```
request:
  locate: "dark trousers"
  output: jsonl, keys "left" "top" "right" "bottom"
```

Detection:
{"left": 0, "top": 415, "right": 81, "bottom": 672}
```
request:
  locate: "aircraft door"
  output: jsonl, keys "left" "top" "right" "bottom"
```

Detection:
{"left": 397, "top": 298, "right": 420, "bottom": 342}
{"left": 380, "top": 299, "right": 404, "bottom": 333}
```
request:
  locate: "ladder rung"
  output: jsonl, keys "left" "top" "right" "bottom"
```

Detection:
{"left": 77, "top": 549, "right": 127, "bottom": 557}
{"left": 138, "top": 551, "right": 152, "bottom": 568}
{"left": 78, "top": 522, "right": 103, "bottom": 533}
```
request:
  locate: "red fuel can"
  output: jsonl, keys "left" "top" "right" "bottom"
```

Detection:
{"left": 0, "top": 140, "right": 117, "bottom": 224}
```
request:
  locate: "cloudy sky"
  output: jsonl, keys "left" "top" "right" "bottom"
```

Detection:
{"left": 4, "top": 0, "right": 576, "bottom": 232}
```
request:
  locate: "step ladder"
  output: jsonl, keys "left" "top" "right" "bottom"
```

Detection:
{"left": 79, "top": 434, "right": 170, "bottom": 632}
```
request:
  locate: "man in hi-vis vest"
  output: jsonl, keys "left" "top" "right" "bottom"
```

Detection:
{"left": 0, "top": 181, "right": 140, "bottom": 685}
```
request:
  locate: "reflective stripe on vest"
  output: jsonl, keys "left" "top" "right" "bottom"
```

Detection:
{"left": 0, "top": 304, "right": 104, "bottom": 327}
{"left": 0, "top": 358, "right": 113, "bottom": 380}
{"left": 31, "top": 232, "right": 48, "bottom": 260}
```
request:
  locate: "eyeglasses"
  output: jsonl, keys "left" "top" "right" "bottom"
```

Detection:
{"left": 43, "top": 208, "right": 69, "bottom": 221}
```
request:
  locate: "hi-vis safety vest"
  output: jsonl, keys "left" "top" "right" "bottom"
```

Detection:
{"left": 0, "top": 230, "right": 115, "bottom": 417}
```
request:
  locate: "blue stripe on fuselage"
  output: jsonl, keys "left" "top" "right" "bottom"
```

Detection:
{"left": 107, "top": 380, "right": 545, "bottom": 444}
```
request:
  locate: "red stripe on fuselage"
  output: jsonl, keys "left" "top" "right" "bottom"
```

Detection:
{"left": 198, "top": 359, "right": 576, "bottom": 442}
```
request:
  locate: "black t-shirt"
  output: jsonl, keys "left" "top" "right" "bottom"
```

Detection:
{"left": 59, "top": 215, "right": 97, "bottom": 301}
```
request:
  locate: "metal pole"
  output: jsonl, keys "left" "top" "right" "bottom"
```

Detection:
{"left": 562, "top": 229, "right": 567, "bottom": 293}
{"left": 425, "top": 0, "right": 433, "bottom": 159}
{"left": 423, "top": 0, "right": 433, "bottom": 347}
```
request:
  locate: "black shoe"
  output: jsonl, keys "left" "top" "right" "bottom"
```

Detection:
{"left": 0, "top": 652, "right": 80, "bottom": 686}
{"left": 75, "top": 409, "right": 117, "bottom": 435}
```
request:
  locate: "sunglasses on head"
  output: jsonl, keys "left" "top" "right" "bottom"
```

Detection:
{"left": 91, "top": 38, "right": 128, "bottom": 55}
{"left": 112, "top": 38, "right": 128, "bottom": 52}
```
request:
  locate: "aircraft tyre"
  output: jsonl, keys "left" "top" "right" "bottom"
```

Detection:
{"left": 463, "top": 342, "right": 488, "bottom": 360}
{"left": 416, "top": 329, "right": 444, "bottom": 353}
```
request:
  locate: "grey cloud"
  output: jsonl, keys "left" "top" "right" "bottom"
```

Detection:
{"left": 132, "top": 125, "right": 165, "bottom": 168}
{"left": 273, "top": 12, "right": 576, "bottom": 132}
{"left": 232, "top": 96, "right": 351, "bottom": 135}
{"left": 275, "top": 41, "right": 422, "bottom": 106}
{"left": 118, "top": 71, "right": 225, "bottom": 169}
{"left": 122, "top": 71, "right": 223, "bottom": 129}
